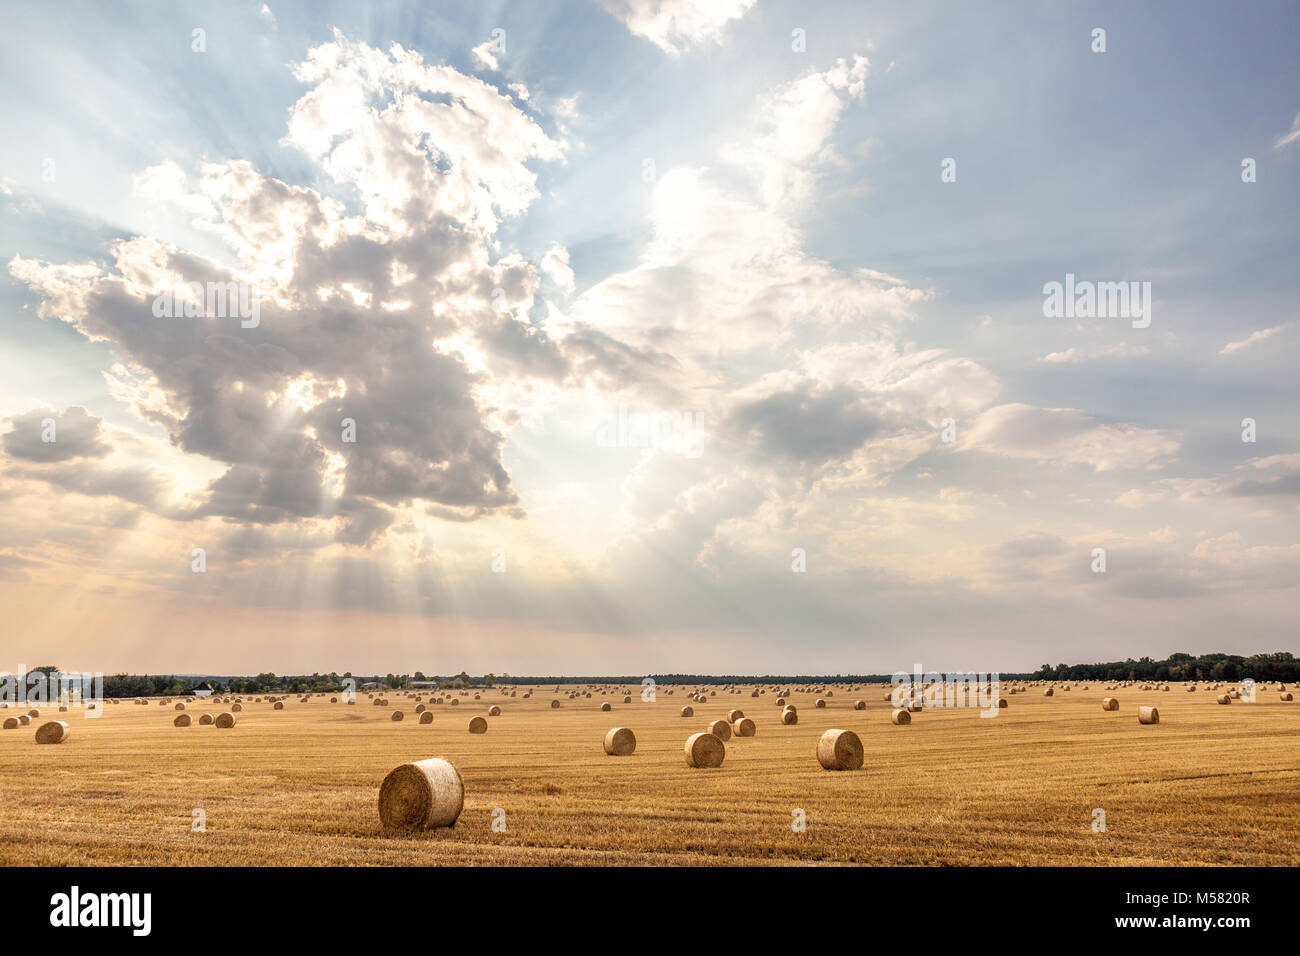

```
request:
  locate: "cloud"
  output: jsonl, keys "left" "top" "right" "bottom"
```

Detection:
{"left": 471, "top": 39, "right": 499, "bottom": 72}
{"left": 2, "top": 407, "right": 113, "bottom": 462}
{"left": 963, "top": 403, "right": 1180, "bottom": 472}
{"left": 1274, "top": 110, "right": 1300, "bottom": 149}
{"left": 597, "top": 0, "right": 757, "bottom": 55}
{"left": 1219, "top": 323, "right": 1291, "bottom": 356}
{"left": 1040, "top": 342, "right": 1150, "bottom": 364}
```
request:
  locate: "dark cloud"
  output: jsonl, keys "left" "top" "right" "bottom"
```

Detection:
{"left": 3, "top": 406, "right": 112, "bottom": 462}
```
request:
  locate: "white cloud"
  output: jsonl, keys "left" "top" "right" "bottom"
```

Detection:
{"left": 1274, "top": 110, "right": 1300, "bottom": 149}
{"left": 1219, "top": 323, "right": 1291, "bottom": 355}
{"left": 963, "top": 403, "right": 1180, "bottom": 472}
{"left": 597, "top": 0, "right": 757, "bottom": 55}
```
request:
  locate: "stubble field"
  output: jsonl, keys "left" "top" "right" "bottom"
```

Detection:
{"left": 1, "top": 682, "right": 1297, "bottom": 866}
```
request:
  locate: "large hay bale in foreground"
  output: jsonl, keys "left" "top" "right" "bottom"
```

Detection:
{"left": 603, "top": 727, "right": 637, "bottom": 756}
{"left": 468, "top": 716, "right": 488, "bottom": 734}
{"left": 708, "top": 718, "right": 732, "bottom": 740}
{"left": 732, "top": 717, "right": 756, "bottom": 737}
{"left": 680, "top": 705, "right": 694, "bottom": 718}
{"left": 199, "top": 713, "right": 214, "bottom": 725}
{"left": 684, "top": 732, "right": 725, "bottom": 768}
{"left": 35, "top": 720, "right": 70, "bottom": 744}
{"left": 174, "top": 714, "right": 192, "bottom": 727}
{"left": 817, "top": 728, "right": 864, "bottom": 770}
{"left": 891, "top": 709, "right": 911, "bottom": 725}
{"left": 378, "top": 757, "right": 464, "bottom": 831}
{"left": 1102, "top": 697, "right": 1119, "bottom": 711}
{"left": 215, "top": 712, "right": 237, "bottom": 728}
{"left": 1138, "top": 706, "right": 1159, "bottom": 725}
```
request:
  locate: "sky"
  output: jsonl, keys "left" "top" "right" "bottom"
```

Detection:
{"left": 1, "top": 0, "right": 1297, "bottom": 676}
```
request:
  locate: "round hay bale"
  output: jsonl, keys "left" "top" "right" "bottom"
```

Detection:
{"left": 173, "top": 713, "right": 192, "bottom": 727}
{"left": 684, "top": 732, "right": 725, "bottom": 768}
{"left": 815, "top": 698, "right": 826, "bottom": 708}
{"left": 603, "top": 727, "right": 637, "bottom": 756}
{"left": 780, "top": 708, "right": 798, "bottom": 725}
{"left": 488, "top": 705, "right": 501, "bottom": 716}
{"left": 550, "top": 699, "right": 560, "bottom": 709}
{"left": 35, "top": 720, "right": 70, "bottom": 744}
{"left": 419, "top": 711, "right": 433, "bottom": 724}
{"left": 600, "top": 702, "right": 612, "bottom": 712}
{"left": 891, "top": 708, "right": 911, "bottom": 725}
{"left": 775, "top": 697, "right": 786, "bottom": 707}
{"left": 1, "top": 717, "right": 17, "bottom": 729}
{"left": 1102, "top": 697, "right": 1119, "bottom": 711}
{"left": 680, "top": 705, "right": 694, "bottom": 717}
{"left": 1216, "top": 693, "right": 1231, "bottom": 705}
{"left": 817, "top": 729, "right": 864, "bottom": 771}
{"left": 377, "top": 757, "right": 464, "bottom": 830}
{"left": 231, "top": 702, "right": 243, "bottom": 712}
{"left": 732, "top": 717, "right": 756, "bottom": 737}
{"left": 1138, "top": 706, "right": 1159, "bottom": 725}
{"left": 415, "top": 704, "right": 426, "bottom": 714}
{"left": 199, "top": 713, "right": 214, "bottom": 725}
{"left": 623, "top": 695, "right": 632, "bottom": 704}
{"left": 27, "top": 708, "right": 40, "bottom": 717}
{"left": 708, "top": 718, "right": 732, "bottom": 740}
{"left": 18, "top": 715, "right": 30, "bottom": 726}
{"left": 391, "top": 710, "right": 404, "bottom": 721}
{"left": 1043, "top": 688, "right": 1053, "bottom": 697}
{"left": 1281, "top": 692, "right": 1294, "bottom": 701}
{"left": 853, "top": 699, "right": 866, "bottom": 710}
{"left": 907, "top": 700, "right": 922, "bottom": 712}
{"left": 174, "top": 703, "right": 186, "bottom": 711}
{"left": 274, "top": 701, "right": 285, "bottom": 710}
{"left": 215, "top": 712, "right": 237, "bottom": 728}
{"left": 58, "top": 705, "right": 68, "bottom": 713}
{"left": 468, "top": 716, "right": 488, "bottom": 734}
{"left": 727, "top": 708, "right": 744, "bottom": 721}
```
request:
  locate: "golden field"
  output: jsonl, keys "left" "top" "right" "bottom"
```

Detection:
{"left": 1, "top": 682, "right": 1297, "bottom": 866}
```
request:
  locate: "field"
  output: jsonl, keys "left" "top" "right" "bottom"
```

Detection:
{"left": 1, "top": 682, "right": 1297, "bottom": 866}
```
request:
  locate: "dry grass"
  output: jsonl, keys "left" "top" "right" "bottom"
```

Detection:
{"left": 0, "top": 684, "right": 1296, "bottom": 866}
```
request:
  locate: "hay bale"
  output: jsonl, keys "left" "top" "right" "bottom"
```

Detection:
{"left": 377, "top": 757, "right": 464, "bottom": 830}
{"left": 1280, "top": 692, "right": 1294, "bottom": 702}
{"left": 1216, "top": 694, "right": 1231, "bottom": 705}
{"left": 174, "top": 713, "right": 192, "bottom": 727}
{"left": 35, "top": 720, "right": 70, "bottom": 744}
{"left": 468, "top": 716, "right": 488, "bottom": 734}
{"left": 274, "top": 701, "right": 285, "bottom": 710}
{"left": 680, "top": 705, "right": 694, "bottom": 717}
{"left": 732, "top": 717, "right": 756, "bottom": 737}
{"left": 199, "top": 713, "right": 214, "bottom": 725}
{"left": 728, "top": 709, "right": 744, "bottom": 721}
{"left": 215, "top": 712, "right": 237, "bottom": 728}
{"left": 1138, "top": 706, "right": 1159, "bottom": 725}
{"left": 488, "top": 705, "right": 501, "bottom": 716}
{"left": 1102, "top": 697, "right": 1119, "bottom": 711}
{"left": 684, "top": 732, "right": 725, "bottom": 768}
{"left": 1, "top": 717, "right": 16, "bottom": 729}
{"left": 231, "top": 702, "right": 243, "bottom": 712}
{"left": 891, "top": 708, "right": 911, "bottom": 725}
{"left": 815, "top": 698, "right": 827, "bottom": 708}
{"left": 58, "top": 705, "right": 68, "bottom": 712}
{"left": 174, "top": 703, "right": 186, "bottom": 711}
{"left": 907, "top": 700, "right": 922, "bottom": 712}
{"left": 776, "top": 697, "right": 786, "bottom": 707}
{"left": 708, "top": 718, "right": 733, "bottom": 740}
{"left": 550, "top": 699, "right": 560, "bottom": 709}
{"left": 817, "top": 729, "right": 864, "bottom": 771}
{"left": 853, "top": 699, "right": 866, "bottom": 710}
{"left": 27, "top": 708, "right": 39, "bottom": 717}
{"left": 603, "top": 727, "right": 637, "bottom": 756}
{"left": 392, "top": 710, "right": 405, "bottom": 721}
{"left": 600, "top": 702, "right": 612, "bottom": 712}
{"left": 18, "top": 715, "right": 30, "bottom": 726}
{"left": 419, "top": 711, "right": 433, "bottom": 724}
{"left": 1043, "top": 688, "right": 1053, "bottom": 697}
{"left": 780, "top": 708, "right": 798, "bottom": 725}
{"left": 623, "top": 695, "right": 632, "bottom": 704}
